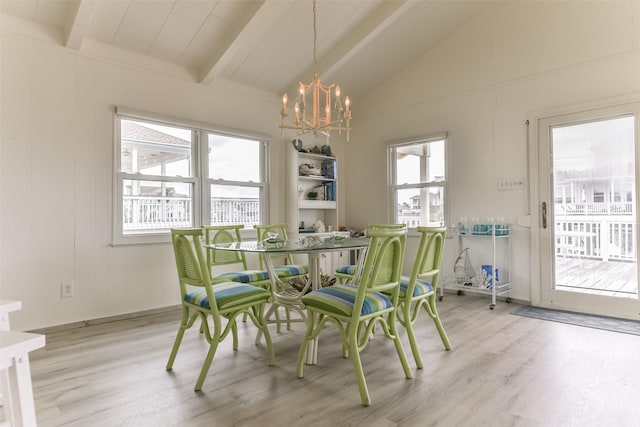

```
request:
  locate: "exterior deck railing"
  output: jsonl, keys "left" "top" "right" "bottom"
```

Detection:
{"left": 123, "top": 196, "right": 192, "bottom": 230}
{"left": 555, "top": 214, "right": 636, "bottom": 262}
{"left": 123, "top": 196, "right": 259, "bottom": 231}
{"left": 556, "top": 202, "right": 633, "bottom": 215}
{"left": 210, "top": 198, "right": 260, "bottom": 225}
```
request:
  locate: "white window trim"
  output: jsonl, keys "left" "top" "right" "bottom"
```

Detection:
{"left": 112, "top": 107, "right": 270, "bottom": 245}
{"left": 387, "top": 132, "right": 448, "bottom": 234}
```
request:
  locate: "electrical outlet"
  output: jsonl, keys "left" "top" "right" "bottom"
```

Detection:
{"left": 497, "top": 177, "right": 525, "bottom": 191}
{"left": 61, "top": 282, "right": 74, "bottom": 298}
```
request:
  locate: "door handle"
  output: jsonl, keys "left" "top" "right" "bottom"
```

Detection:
{"left": 542, "top": 202, "right": 547, "bottom": 229}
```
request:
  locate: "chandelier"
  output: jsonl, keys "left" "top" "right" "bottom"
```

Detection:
{"left": 279, "top": 0, "right": 351, "bottom": 141}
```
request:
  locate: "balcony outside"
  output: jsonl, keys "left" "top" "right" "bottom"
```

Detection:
{"left": 119, "top": 118, "right": 263, "bottom": 236}
{"left": 551, "top": 115, "right": 637, "bottom": 299}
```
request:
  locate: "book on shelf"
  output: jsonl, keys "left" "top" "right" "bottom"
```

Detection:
{"left": 321, "top": 159, "right": 336, "bottom": 180}
{"left": 313, "top": 182, "right": 336, "bottom": 201}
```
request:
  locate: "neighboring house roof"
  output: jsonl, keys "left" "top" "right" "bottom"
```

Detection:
{"left": 121, "top": 120, "right": 190, "bottom": 147}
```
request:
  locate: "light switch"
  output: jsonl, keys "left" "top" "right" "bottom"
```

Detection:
{"left": 497, "top": 178, "right": 525, "bottom": 191}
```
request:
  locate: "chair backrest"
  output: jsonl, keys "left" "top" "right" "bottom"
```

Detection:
{"left": 362, "top": 223, "right": 408, "bottom": 239}
{"left": 366, "top": 223, "right": 407, "bottom": 231}
{"left": 347, "top": 223, "right": 407, "bottom": 282}
{"left": 405, "top": 226, "right": 446, "bottom": 297}
{"left": 253, "top": 224, "right": 294, "bottom": 267}
{"left": 203, "top": 225, "right": 249, "bottom": 272}
{"left": 171, "top": 228, "right": 219, "bottom": 316}
{"left": 353, "top": 225, "right": 407, "bottom": 314}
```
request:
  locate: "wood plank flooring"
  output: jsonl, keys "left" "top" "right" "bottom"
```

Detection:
{"left": 27, "top": 295, "right": 640, "bottom": 427}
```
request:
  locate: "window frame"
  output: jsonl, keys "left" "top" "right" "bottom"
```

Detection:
{"left": 112, "top": 107, "right": 269, "bottom": 245}
{"left": 387, "top": 132, "right": 448, "bottom": 231}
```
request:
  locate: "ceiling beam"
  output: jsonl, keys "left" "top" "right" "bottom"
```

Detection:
{"left": 281, "top": 0, "right": 413, "bottom": 96}
{"left": 198, "top": 0, "right": 274, "bottom": 85}
{"left": 64, "top": 0, "right": 95, "bottom": 49}
{"left": 321, "top": 0, "right": 413, "bottom": 80}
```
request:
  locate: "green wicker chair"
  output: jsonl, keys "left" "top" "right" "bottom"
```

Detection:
{"left": 296, "top": 225, "right": 412, "bottom": 407}
{"left": 334, "top": 224, "right": 407, "bottom": 283}
{"left": 397, "top": 226, "right": 451, "bottom": 368}
{"left": 203, "top": 225, "right": 270, "bottom": 288}
{"left": 166, "top": 228, "right": 274, "bottom": 391}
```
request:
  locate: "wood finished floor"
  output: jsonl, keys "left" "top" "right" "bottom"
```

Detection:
{"left": 28, "top": 296, "right": 640, "bottom": 427}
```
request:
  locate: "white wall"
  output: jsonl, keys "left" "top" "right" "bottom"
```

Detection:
{"left": 347, "top": 1, "right": 640, "bottom": 302}
{"left": 0, "top": 22, "right": 293, "bottom": 330}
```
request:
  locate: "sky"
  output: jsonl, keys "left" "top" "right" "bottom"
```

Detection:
{"left": 552, "top": 115, "right": 634, "bottom": 173}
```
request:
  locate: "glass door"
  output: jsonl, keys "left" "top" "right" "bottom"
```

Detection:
{"left": 538, "top": 102, "right": 640, "bottom": 319}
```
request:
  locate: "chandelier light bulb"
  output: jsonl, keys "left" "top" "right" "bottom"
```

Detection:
{"left": 281, "top": 93, "right": 288, "bottom": 117}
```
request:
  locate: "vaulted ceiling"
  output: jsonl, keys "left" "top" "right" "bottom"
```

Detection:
{"left": 0, "top": 0, "right": 493, "bottom": 102}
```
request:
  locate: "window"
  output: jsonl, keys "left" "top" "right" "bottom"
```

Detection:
{"left": 388, "top": 134, "right": 447, "bottom": 228}
{"left": 114, "top": 110, "right": 267, "bottom": 244}
{"left": 206, "top": 133, "right": 264, "bottom": 226}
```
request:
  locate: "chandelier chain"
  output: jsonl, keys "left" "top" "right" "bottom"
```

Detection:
{"left": 313, "top": 0, "right": 317, "bottom": 77}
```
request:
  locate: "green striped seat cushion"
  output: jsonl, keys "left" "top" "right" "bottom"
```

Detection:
{"left": 274, "top": 264, "right": 308, "bottom": 278}
{"left": 185, "top": 282, "right": 270, "bottom": 310}
{"left": 214, "top": 270, "right": 270, "bottom": 283}
{"left": 335, "top": 265, "right": 356, "bottom": 275}
{"left": 399, "top": 276, "right": 434, "bottom": 297}
{"left": 301, "top": 284, "right": 393, "bottom": 316}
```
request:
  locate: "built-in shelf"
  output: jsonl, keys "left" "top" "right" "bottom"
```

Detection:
{"left": 299, "top": 200, "right": 337, "bottom": 209}
{"left": 285, "top": 146, "right": 351, "bottom": 276}
{"left": 286, "top": 146, "right": 339, "bottom": 237}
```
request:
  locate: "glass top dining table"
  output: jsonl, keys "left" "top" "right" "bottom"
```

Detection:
{"left": 207, "top": 235, "right": 370, "bottom": 364}
{"left": 207, "top": 235, "right": 370, "bottom": 254}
